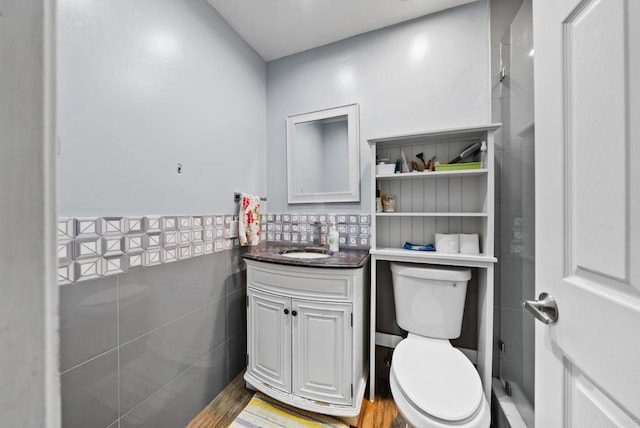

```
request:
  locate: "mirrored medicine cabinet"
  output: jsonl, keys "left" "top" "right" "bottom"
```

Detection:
{"left": 286, "top": 104, "right": 360, "bottom": 204}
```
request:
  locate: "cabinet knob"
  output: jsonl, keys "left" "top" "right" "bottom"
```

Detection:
{"left": 284, "top": 309, "right": 289, "bottom": 315}
{"left": 292, "top": 310, "right": 298, "bottom": 317}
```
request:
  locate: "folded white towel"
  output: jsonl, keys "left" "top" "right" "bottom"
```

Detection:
{"left": 239, "top": 193, "right": 261, "bottom": 246}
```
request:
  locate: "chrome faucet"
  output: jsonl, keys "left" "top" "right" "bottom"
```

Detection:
{"left": 311, "top": 221, "right": 323, "bottom": 246}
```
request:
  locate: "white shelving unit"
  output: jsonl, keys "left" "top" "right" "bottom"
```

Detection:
{"left": 368, "top": 124, "right": 500, "bottom": 401}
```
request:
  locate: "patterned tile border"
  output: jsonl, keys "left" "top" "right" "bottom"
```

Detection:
{"left": 265, "top": 213, "right": 370, "bottom": 248}
{"left": 58, "top": 212, "right": 371, "bottom": 285}
{"left": 57, "top": 214, "right": 253, "bottom": 285}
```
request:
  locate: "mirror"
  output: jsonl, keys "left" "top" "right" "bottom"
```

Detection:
{"left": 286, "top": 104, "right": 360, "bottom": 204}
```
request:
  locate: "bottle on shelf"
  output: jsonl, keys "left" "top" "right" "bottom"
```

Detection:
{"left": 479, "top": 141, "right": 487, "bottom": 168}
{"left": 328, "top": 222, "right": 339, "bottom": 252}
{"left": 376, "top": 184, "right": 383, "bottom": 212}
{"left": 400, "top": 151, "right": 410, "bottom": 173}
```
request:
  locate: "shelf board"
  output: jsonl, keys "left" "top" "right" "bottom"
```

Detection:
{"left": 368, "top": 123, "right": 502, "bottom": 147}
{"left": 376, "top": 169, "right": 487, "bottom": 180}
{"left": 376, "top": 212, "right": 488, "bottom": 217}
{"left": 370, "top": 247, "right": 498, "bottom": 265}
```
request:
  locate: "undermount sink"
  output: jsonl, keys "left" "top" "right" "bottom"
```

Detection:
{"left": 280, "top": 248, "right": 332, "bottom": 259}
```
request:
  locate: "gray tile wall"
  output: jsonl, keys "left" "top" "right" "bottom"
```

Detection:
{"left": 490, "top": 0, "right": 535, "bottom": 414}
{"left": 60, "top": 250, "right": 247, "bottom": 428}
{"left": 58, "top": 210, "right": 371, "bottom": 428}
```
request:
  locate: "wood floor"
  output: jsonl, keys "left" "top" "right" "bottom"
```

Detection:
{"left": 187, "top": 373, "right": 402, "bottom": 428}
{"left": 187, "top": 373, "right": 254, "bottom": 428}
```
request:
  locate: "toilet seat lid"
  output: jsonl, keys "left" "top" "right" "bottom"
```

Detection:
{"left": 391, "top": 338, "right": 483, "bottom": 422}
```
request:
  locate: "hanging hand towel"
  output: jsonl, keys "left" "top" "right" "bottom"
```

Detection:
{"left": 239, "top": 193, "right": 261, "bottom": 246}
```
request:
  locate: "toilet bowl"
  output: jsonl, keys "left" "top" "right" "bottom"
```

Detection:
{"left": 388, "top": 263, "right": 489, "bottom": 428}
{"left": 389, "top": 335, "right": 489, "bottom": 427}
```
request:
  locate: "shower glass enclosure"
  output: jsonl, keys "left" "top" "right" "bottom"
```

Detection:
{"left": 494, "top": 0, "right": 535, "bottom": 426}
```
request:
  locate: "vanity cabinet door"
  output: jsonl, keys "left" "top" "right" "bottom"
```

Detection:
{"left": 247, "top": 288, "right": 291, "bottom": 394}
{"left": 292, "top": 299, "right": 353, "bottom": 405}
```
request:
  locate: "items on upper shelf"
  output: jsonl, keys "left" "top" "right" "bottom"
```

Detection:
{"left": 375, "top": 136, "right": 489, "bottom": 177}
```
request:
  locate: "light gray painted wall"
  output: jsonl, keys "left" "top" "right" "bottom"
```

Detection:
{"left": 55, "top": 0, "right": 265, "bottom": 426}
{"left": 57, "top": 0, "right": 267, "bottom": 217}
{"left": 266, "top": 0, "right": 491, "bottom": 212}
{"left": 0, "top": 0, "right": 59, "bottom": 426}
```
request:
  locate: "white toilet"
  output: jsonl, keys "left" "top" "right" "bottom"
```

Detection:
{"left": 389, "top": 263, "right": 490, "bottom": 428}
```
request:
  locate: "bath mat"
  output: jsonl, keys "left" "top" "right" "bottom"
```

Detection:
{"left": 229, "top": 393, "right": 349, "bottom": 428}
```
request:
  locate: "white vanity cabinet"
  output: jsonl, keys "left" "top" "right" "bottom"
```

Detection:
{"left": 247, "top": 289, "right": 291, "bottom": 393}
{"left": 244, "top": 259, "right": 368, "bottom": 419}
{"left": 292, "top": 299, "right": 352, "bottom": 404}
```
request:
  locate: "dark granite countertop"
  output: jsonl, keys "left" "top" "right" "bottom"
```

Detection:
{"left": 242, "top": 243, "right": 370, "bottom": 268}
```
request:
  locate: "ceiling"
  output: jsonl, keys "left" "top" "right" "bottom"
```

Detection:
{"left": 206, "top": 0, "right": 478, "bottom": 61}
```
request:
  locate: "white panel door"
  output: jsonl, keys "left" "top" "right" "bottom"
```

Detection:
{"left": 533, "top": 0, "right": 640, "bottom": 426}
{"left": 292, "top": 300, "right": 352, "bottom": 405}
{"left": 247, "top": 288, "right": 291, "bottom": 393}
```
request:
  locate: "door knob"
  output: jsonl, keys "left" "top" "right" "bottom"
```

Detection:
{"left": 284, "top": 309, "right": 289, "bottom": 315}
{"left": 522, "top": 292, "right": 559, "bottom": 324}
{"left": 292, "top": 310, "right": 298, "bottom": 317}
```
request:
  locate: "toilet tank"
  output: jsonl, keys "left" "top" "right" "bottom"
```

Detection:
{"left": 390, "top": 263, "right": 471, "bottom": 339}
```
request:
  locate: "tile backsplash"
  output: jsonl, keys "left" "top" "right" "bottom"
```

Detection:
{"left": 57, "top": 214, "right": 252, "bottom": 285}
{"left": 265, "top": 213, "right": 370, "bottom": 248}
{"left": 58, "top": 212, "right": 371, "bottom": 285}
